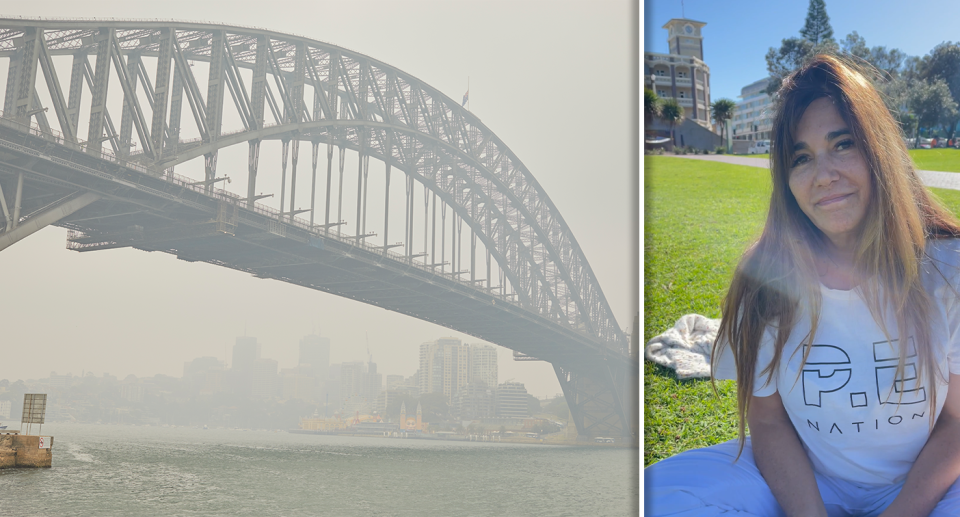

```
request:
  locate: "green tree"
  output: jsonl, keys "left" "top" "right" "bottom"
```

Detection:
{"left": 418, "top": 392, "right": 449, "bottom": 423}
{"left": 840, "top": 31, "right": 906, "bottom": 78}
{"left": 660, "top": 98, "right": 683, "bottom": 146}
{"left": 710, "top": 98, "right": 737, "bottom": 152}
{"left": 800, "top": 0, "right": 834, "bottom": 45}
{"left": 526, "top": 394, "right": 541, "bottom": 416}
{"left": 907, "top": 78, "right": 957, "bottom": 144}
{"left": 645, "top": 88, "right": 662, "bottom": 127}
{"left": 919, "top": 42, "right": 960, "bottom": 140}
{"left": 764, "top": 37, "right": 838, "bottom": 95}
{"left": 543, "top": 395, "right": 569, "bottom": 420}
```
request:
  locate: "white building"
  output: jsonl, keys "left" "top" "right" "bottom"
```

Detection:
{"left": 732, "top": 78, "right": 774, "bottom": 142}
{"left": 469, "top": 345, "right": 498, "bottom": 389}
{"left": 644, "top": 18, "right": 712, "bottom": 130}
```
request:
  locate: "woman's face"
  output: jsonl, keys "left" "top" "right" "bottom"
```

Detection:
{"left": 788, "top": 97, "right": 872, "bottom": 252}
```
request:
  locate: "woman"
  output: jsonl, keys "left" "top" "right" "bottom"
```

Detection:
{"left": 646, "top": 55, "right": 960, "bottom": 517}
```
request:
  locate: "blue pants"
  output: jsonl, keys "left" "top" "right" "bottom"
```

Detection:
{"left": 645, "top": 438, "right": 960, "bottom": 516}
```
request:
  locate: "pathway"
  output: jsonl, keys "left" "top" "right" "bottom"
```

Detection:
{"left": 658, "top": 154, "right": 960, "bottom": 191}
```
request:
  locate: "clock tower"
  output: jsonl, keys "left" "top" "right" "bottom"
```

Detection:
{"left": 664, "top": 18, "right": 706, "bottom": 61}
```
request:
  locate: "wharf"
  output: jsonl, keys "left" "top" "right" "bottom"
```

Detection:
{"left": 0, "top": 432, "right": 53, "bottom": 468}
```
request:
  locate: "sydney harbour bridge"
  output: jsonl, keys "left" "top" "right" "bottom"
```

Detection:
{"left": 0, "top": 18, "right": 638, "bottom": 440}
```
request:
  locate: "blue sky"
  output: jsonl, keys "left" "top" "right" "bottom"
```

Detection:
{"left": 645, "top": 0, "right": 960, "bottom": 102}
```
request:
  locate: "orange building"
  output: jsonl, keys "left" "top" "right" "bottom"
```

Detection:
{"left": 398, "top": 402, "right": 423, "bottom": 431}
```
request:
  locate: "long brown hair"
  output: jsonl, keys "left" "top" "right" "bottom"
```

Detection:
{"left": 712, "top": 54, "right": 960, "bottom": 455}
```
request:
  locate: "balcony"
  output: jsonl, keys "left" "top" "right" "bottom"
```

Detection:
{"left": 677, "top": 98, "right": 693, "bottom": 107}
{"left": 674, "top": 77, "right": 692, "bottom": 87}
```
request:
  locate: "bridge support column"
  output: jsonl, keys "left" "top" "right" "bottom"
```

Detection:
{"left": 0, "top": 191, "right": 100, "bottom": 252}
{"left": 554, "top": 359, "right": 636, "bottom": 441}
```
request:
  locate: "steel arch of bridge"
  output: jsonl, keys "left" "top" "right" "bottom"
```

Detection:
{"left": 0, "top": 18, "right": 634, "bottom": 439}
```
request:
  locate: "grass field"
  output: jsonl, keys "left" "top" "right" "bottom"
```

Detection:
{"left": 643, "top": 155, "right": 960, "bottom": 468}
{"left": 734, "top": 149, "right": 960, "bottom": 173}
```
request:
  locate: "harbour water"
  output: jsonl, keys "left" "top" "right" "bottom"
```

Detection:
{"left": 0, "top": 423, "right": 638, "bottom": 516}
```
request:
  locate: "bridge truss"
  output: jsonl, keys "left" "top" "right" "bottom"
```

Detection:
{"left": 0, "top": 18, "right": 636, "bottom": 440}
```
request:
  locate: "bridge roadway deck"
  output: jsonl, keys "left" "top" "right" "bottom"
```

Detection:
{"left": 0, "top": 124, "right": 628, "bottom": 372}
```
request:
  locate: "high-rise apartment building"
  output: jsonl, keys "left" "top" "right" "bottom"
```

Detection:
{"left": 419, "top": 338, "right": 470, "bottom": 405}
{"left": 497, "top": 381, "right": 529, "bottom": 419}
{"left": 469, "top": 345, "right": 498, "bottom": 388}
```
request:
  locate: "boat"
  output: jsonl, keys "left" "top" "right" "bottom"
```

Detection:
{"left": 0, "top": 423, "right": 7, "bottom": 430}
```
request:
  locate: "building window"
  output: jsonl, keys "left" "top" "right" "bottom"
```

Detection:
{"left": 657, "top": 90, "right": 668, "bottom": 98}
{"left": 678, "top": 91, "right": 686, "bottom": 98}
{"left": 677, "top": 71, "right": 688, "bottom": 78}
{"left": 654, "top": 69, "right": 667, "bottom": 77}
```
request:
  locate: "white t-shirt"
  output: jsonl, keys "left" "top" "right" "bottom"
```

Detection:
{"left": 714, "top": 239, "right": 960, "bottom": 485}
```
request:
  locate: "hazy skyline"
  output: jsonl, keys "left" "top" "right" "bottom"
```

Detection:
{"left": 0, "top": 1, "right": 636, "bottom": 398}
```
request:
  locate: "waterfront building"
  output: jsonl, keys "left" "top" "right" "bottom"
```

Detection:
{"left": 0, "top": 400, "right": 11, "bottom": 418}
{"left": 455, "top": 382, "right": 497, "bottom": 420}
{"left": 399, "top": 401, "right": 423, "bottom": 431}
{"left": 732, "top": 77, "right": 774, "bottom": 142}
{"left": 497, "top": 382, "right": 529, "bottom": 419}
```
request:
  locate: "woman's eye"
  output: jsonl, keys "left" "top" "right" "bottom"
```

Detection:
{"left": 791, "top": 155, "right": 809, "bottom": 168}
{"left": 836, "top": 139, "right": 854, "bottom": 151}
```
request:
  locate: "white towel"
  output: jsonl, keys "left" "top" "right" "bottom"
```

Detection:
{"left": 645, "top": 314, "right": 720, "bottom": 379}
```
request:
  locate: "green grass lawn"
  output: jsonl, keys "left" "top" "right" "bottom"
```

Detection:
{"left": 643, "top": 155, "right": 960, "bottom": 467}
{"left": 735, "top": 149, "right": 960, "bottom": 172}
{"left": 909, "top": 148, "right": 960, "bottom": 172}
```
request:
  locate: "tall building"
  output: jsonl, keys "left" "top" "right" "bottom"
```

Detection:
{"left": 732, "top": 77, "right": 774, "bottom": 142}
{"left": 469, "top": 345, "right": 498, "bottom": 389}
{"left": 280, "top": 366, "right": 316, "bottom": 402}
{"left": 497, "top": 381, "right": 529, "bottom": 419}
{"left": 339, "top": 361, "right": 365, "bottom": 410}
{"left": 183, "top": 356, "right": 225, "bottom": 377}
{"left": 385, "top": 374, "right": 405, "bottom": 389}
{"left": 419, "top": 338, "right": 470, "bottom": 405}
{"left": 232, "top": 337, "right": 260, "bottom": 372}
{"left": 364, "top": 361, "right": 382, "bottom": 404}
{"left": 456, "top": 383, "right": 497, "bottom": 420}
{"left": 298, "top": 334, "right": 330, "bottom": 378}
{"left": 644, "top": 18, "right": 712, "bottom": 129}
{"left": 251, "top": 358, "right": 278, "bottom": 400}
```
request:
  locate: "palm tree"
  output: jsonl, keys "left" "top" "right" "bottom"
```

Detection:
{"left": 710, "top": 98, "right": 737, "bottom": 152}
{"left": 645, "top": 88, "right": 662, "bottom": 127}
{"left": 660, "top": 98, "right": 684, "bottom": 147}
